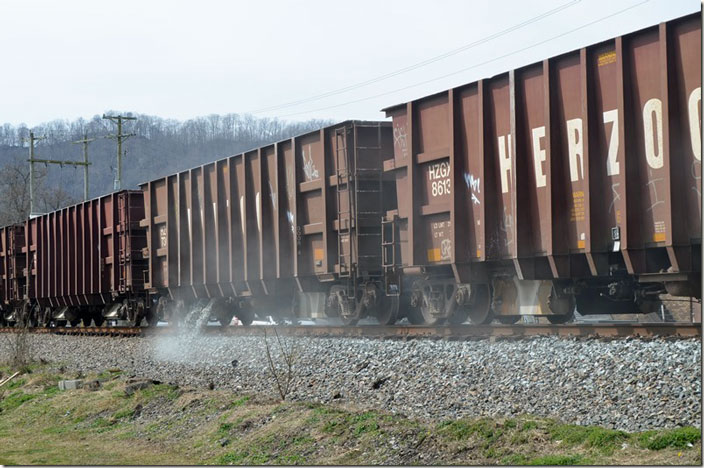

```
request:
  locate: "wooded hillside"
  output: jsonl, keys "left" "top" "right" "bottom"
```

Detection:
{"left": 0, "top": 112, "right": 331, "bottom": 225}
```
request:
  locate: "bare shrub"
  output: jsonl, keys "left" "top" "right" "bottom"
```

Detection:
{"left": 262, "top": 328, "right": 299, "bottom": 401}
{"left": 1, "top": 324, "right": 33, "bottom": 372}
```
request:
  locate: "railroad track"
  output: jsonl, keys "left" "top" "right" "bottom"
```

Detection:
{"left": 0, "top": 323, "right": 700, "bottom": 339}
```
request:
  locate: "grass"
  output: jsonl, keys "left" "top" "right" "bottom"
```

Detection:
{"left": 637, "top": 427, "right": 702, "bottom": 450}
{"left": 0, "top": 364, "right": 700, "bottom": 465}
{"left": 548, "top": 423, "right": 628, "bottom": 454}
{"left": 528, "top": 454, "right": 589, "bottom": 465}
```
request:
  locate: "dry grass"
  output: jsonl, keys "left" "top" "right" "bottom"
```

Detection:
{"left": 0, "top": 364, "right": 700, "bottom": 465}
{"left": 1, "top": 325, "right": 33, "bottom": 372}
{"left": 262, "top": 328, "right": 299, "bottom": 401}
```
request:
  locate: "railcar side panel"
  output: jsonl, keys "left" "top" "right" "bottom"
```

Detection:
{"left": 384, "top": 13, "right": 701, "bottom": 283}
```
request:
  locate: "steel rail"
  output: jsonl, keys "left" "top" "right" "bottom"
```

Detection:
{"left": 0, "top": 323, "right": 700, "bottom": 339}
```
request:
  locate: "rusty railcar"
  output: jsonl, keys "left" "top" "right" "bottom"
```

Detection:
{"left": 23, "top": 191, "right": 149, "bottom": 326}
{"left": 382, "top": 13, "right": 701, "bottom": 325}
{"left": 0, "top": 223, "right": 28, "bottom": 325}
{"left": 141, "top": 121, "right": 394, "bottom": 325}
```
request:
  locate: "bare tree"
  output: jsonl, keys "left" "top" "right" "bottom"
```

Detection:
{"left": 262, "top": 328, "right": 299, "bottom": 401}
{"left": 0, "top": 158, "right": 77, "bottom": 226}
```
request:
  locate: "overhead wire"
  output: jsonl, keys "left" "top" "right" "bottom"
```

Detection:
{"left": 276, "top": 0, "right": 650, "bottom": 118}
{"left": 248, "top": 0, "right": 582, "bottom": 114}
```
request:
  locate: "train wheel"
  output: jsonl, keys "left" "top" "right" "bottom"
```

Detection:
{"left": 420, "top": 305, "right": 446, "bottom": 326}
{"left": 341, "top": 315, "right": 359, "bottom": 326}
{"left": 39, "top": 308, "right": 51, "bottom": 327}
{"left": 56, "top": 320, "right": 67, "bottom": 327}
{"left": 146, "top": 310, "right": 159, "bottom": 327}
{"left": 546, "top": 287, "right": 575, "bottom": 324}
{"left": 329, "top": 286, "right": 363, "bottom": 326}
{"left": 376, "top": 295, "right": 399, "bottom": 325}
{"left": 217, "top": 311, "right": 234, "bottom": 328}
{"left": 93, "top": 311, "right": 105, "bottom": 327}
{"left": 546, "top": 312, "right": 573, "bottom": 324}
{"left": 448, "top": 307, "right": 469, "bottom": 325}
{"left": 81, "top": 314, "right": 93, "bottom": 327}
{"left": 406, "top": 307, "right": 425, "bottom": 325}
{"left": 129, "top": 316, "right": 143, "bottom": 327}
{"left": 496, "top": 315, "right": 521, "bottom": 325}
{"left": 210, "top": 299, "right": 234, "bottom": 328}
{"left": 467, "top": 285, "right": 493, "bottom": 324}
{"left": 236, "top": 303, "right": 254, "bottom": 326}
{"left": 69, "top": 319, "right": 81, "bottom": 327}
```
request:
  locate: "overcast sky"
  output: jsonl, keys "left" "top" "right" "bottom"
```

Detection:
{"left": 0, "top": 0, "right": 699, "bottom": 127}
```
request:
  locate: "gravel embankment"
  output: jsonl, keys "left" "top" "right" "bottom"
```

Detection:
{"left": 6, "top": 332, "right": 701, "bottom": 432}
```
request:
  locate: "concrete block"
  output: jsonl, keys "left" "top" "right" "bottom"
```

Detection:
{"left": 59, "top": 379, "right": 84, "bottom": 391}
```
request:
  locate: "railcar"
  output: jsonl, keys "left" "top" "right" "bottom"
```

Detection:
{"left": 140, "top": 121, "right": 395, "bottom": 325}
{"left": 381, "top": 13, "right": 702, "bottom": 325}
{"left": 0, "top": 223, "right": 28, "bottom": 325}
{"left": 0, "top": 191, "right": 149, "bottom": 327}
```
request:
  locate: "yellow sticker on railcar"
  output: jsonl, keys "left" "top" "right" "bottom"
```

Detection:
{"left": 314, "top": 248, "right": 324, "bottom": 261}
{"left": 653, "top": 233, "right": 666, "bottom": 242}
{"left": 427, "top": 248, "right": 442, "bottom": 262}
{"left": 598, "top": 51, "right": 616, "bottom": 66}
{"left": 577, "top": 240, "right": 586, "bottom": 249}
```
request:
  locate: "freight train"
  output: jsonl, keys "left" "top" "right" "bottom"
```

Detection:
{"left": 0, "top": 13, "right": 700, "bottom": 327}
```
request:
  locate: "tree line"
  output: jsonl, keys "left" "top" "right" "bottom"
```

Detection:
{"left": 0, "top": 112, "right": 331, "bottom": 226}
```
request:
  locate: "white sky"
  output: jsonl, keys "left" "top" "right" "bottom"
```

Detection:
{"left": 0, "top": 0, "right": 699, "bottom": 127}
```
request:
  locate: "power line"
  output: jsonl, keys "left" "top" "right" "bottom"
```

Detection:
{"left": 249, "top": 0, "right": 581, "bottom": 114}
{"left": 277, "top": 0, "right": 649, "bottom": 118}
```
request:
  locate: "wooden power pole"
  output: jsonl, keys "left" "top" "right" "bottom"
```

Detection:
{"left": 102, "top": 114, "right": 136, "bottom": 190}
{"left": 25, "top": 131, "right": 91, "bottom": 217}
{"left": 24, "top": 131, "right": 45, "bottom": 217}
{"left": 72, "top": 134, "right": 96, "bottom": 200}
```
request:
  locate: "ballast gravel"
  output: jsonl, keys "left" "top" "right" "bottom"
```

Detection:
{"left": 9, "top": 331, "right": 701, "bottom": 432}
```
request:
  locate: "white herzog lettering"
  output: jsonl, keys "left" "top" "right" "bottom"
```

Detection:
{"left": 531, "top": 126, "right": 547, "bottom": 188}
{"left": 567, "top": 118, "right": 584, "bottom": 182}
{"left": 689, "top": 87, "right": 701, "bottom": 161}
{"left": 603, "top": 109, "right": 619, "bottom": 176}
{"left": 643, "top": 98, "right": 664, "bottom": 169}
{"left": 428, "top": 160, "right": 451, "bottom": 197}
{"left": 498, "top": 134, "right": 512, "bottom": 194}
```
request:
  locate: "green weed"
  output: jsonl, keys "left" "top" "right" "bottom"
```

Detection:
{"left": 637, "top": 427, "right": 701, "bottom": 450}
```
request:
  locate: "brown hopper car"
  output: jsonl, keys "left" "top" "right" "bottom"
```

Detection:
{"left": 381, "top": 13, "right": 701, "bottom": 324}
{"left": 0, "top": 224, "right": 27, "bottom": 325}
{"left": 0, "top": 191, "right": 149, "bottom": 326}
{"left": 140, "top": 121, "right": 394, "bottom": 325}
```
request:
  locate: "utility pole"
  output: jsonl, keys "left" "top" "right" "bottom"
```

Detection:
{"left": 25, "top": 131, "right": 91, "bottom": 217}
{"left": 24, "top": 131, "right": 45, "bottom": 217}
{"left": 71, "top": 134, "right": 96, "bottom": 200}
{"left": 102, "top": 114, "right": 136, "bottom": 190}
